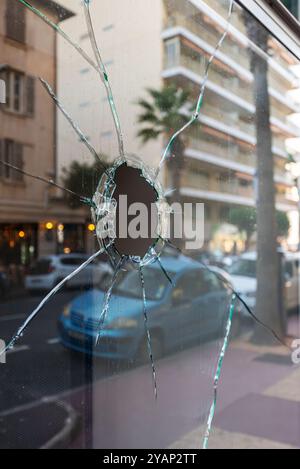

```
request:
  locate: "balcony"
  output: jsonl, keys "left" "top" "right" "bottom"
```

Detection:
{"left": 181, "top": 169, "right": 295, "bottom": 208}
{"left": 204, "top": 0, "right": 246, "bottom": 32}
{"left": 163, "top": 11, "right": 250, "bottom": 70}
{"left": 188, "top": 137, "right": 292, "bottom": 183}
{"left": 273, "top": 136, "right": 288, "bottom": 154}
{"left": 163, "top": 6, "right": 296, "bottom": 103}
{"left": 182, "top": 171, "right": 254, "bottom": 199}
{"left": 186, "top": 135, "right": 256, "bottom": 168}
{"left": 163, "top": 47, "right": 253, "bottom": 105}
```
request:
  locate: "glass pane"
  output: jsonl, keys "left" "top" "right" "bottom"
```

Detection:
{"left": 0, "top": 0, "right": 299, "bottom": 451}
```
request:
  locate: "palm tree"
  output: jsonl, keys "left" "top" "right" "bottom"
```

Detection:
{"left": 243, "top": 15, "right": 285, "bottom": 342}
{"left": 137, "top": 85, "right": 190, "bottom": 204}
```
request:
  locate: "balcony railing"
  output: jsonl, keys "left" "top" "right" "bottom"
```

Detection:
{"left": 204, "top": 0, "right": 245, "bottom": 31}
{"left": 187, "top": 136, "right": 255, "bottom": 167}
{"left": 182, "top": 172, "right": 254, "bottom": 199}
{"left": 186, "top": 136, "right": 292, "bottom": 184}
{"left": 182, "top": 170, "right": 294, "bottom": 204}
{"left": 163, "top": 5, "right": 295, "bottom": 100}
{"left": 164, "top": 11, "right": 250, "bottom": 70}
{"left": 164, "top": 50, "right": 254, "bottom": 104}
{"left": 273, "top": 136, "right": 288, "bottom": 154}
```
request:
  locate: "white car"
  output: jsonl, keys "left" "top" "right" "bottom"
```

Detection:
{"left": 25, "top": 254, "right": 112, "bottom": 292}
{"left": 209, "top": 265, "right": 233, "bottom": 286}
{"left": 228, "top": 251, "right": 300, "bottom": 313}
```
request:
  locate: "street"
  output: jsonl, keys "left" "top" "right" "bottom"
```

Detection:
{"left": 0, "top": 290, "right": 299, "bottom": 449}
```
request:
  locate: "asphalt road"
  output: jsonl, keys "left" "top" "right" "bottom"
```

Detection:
{"left": 0, "top": 289, "right": 227, "bottom": 448}
{"left": 1, "top": 291, "right": 296, "bottom": 449}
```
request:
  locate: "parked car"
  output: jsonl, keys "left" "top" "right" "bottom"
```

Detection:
{"left": 58, "top": 256, "right": 233, "bottom": 360}
{"left": 25, "top": 254, "right": 112, "bottom": 292}
{"left": 192, "top": 251, "right": 237, "bottom": 271}
{"left": 0, "top": 271, "right": 10, "bottom": 299}
{"left": 228, "top": 251, "right": 300, "bottom": 313}
{"left": 209, "top": 265, "right": 232, "bottom": 286}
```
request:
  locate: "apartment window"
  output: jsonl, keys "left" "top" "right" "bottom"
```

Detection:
{"left": 79, "top": 101, "right": 91, "bottom": 108}
{"left": 103, "top": 24, "right": 115, "bottom": 32}
{"left": 5, "top": 0, "right": 26, "bottom": 44}
{"left": 80, "top": 68, "right": 90, "bottom": 75}
{"left": 164, "top": 38, "right": 180, "bottom": 68}
{"left": 282, "top": 0, "right": 299, "bottom": 19}
{"left": 0, "top": 140, "right": 24, "bottom": 182}
{"left": 80, "top": 33, "right": 89, "bottom": 41}
{"left": 3, "top": 69, "right": 35, "bottom": 116}
{"left": 101, "top": 130, "right": 113, "bottom": 138}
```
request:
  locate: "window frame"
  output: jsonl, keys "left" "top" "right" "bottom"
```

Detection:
{"left": 236, "top": 0, "right": 300, "bottom": 61}
{"left": 5, "top": 0, "right": 26, "bottom": 44}
{"left": 1, "top": 68, "right": 35, "bottom": 117}
{"left": 0, "top": 139, "right": 24, "bottom": 183}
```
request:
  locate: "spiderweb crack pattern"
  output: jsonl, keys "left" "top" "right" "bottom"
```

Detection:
{"left": 0, "top": 0, "right": 287, "bottom": 450}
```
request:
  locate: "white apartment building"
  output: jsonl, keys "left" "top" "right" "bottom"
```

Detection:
{"left": 56, "top": 0, "right": 300, "bottom": 249}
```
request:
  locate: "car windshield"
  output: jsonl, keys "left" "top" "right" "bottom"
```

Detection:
{"left": 101, "top": 267, "right": 174, "bottom": 301}
{"left": 228, "top": 259, "right": 256, "bottom": 278}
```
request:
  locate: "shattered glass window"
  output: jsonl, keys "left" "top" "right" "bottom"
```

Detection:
{"left": 0, "top": 0, "right": 300, "bottom": 450}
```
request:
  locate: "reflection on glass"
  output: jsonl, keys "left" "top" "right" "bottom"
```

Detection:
{"left": 0, "top": 0, "right": 299, "bottom": 451}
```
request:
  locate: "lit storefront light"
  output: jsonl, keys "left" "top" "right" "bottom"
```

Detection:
{"left": 88, "top": 223, "right": 96, "bottom": 232}
{"left": 45, "top": 222, "right": 54, "bottom": 231}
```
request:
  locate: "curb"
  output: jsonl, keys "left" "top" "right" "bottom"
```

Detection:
{"left": 41, "top": 398, "right": 81, "bottom": 450}
{"left": 0, "top": 397, "right": 81, "bottom": 449}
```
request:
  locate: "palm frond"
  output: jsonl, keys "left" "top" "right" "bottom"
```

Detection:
{"left": 137, "top": 85, "right": 191, "bottom": 143}
{"left": 137, "top": 128, "right": 161, "bottom": 144}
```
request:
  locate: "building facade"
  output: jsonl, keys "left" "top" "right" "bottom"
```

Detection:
{"left": 283, "top": 0, "right": 300, "bottom": 19}
{"left": 0, "top": 0, "right": 92, "bottom": 272}
{"left": 57, "top": 0, "right": 300, "bottom": 252}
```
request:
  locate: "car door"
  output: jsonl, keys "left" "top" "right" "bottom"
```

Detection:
{"left": 167, "top": 271, "right": 199, "bottom": 350}
{"left": 168, "top": 269, "right": 222, "bottom": 348}
{"left": 184, "top": 269, "right": 228, "bottom": 342}
{"left": 61, "top": 257, "right": 89, "bottom": 287}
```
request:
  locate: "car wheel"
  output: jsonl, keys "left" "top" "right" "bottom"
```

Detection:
{"left": 137, "top": 331, "right": 164, "bottom": 364}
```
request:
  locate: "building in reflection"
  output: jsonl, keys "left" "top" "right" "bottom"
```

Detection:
{"left": 57, "top": 0, "right": 300, "bottom": 252}
{"left": 283, "top": 0, "right": 300, "bottom": 19}
{"left": 0, "top": 0, "right": 92, "bottom": 273}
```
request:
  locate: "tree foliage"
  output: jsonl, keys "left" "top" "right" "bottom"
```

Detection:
{"left": 62, "top": 159, "right": 109, "bottom": 209}
{"left": 230, "top": 206, "right": 290, "bottom": 243}
{"left": 137, "top": 85, "right": 191, "bottom": 143}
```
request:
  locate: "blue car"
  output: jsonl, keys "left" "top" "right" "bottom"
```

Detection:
{"left": 58, "top": 256, "right": 232, "bottom": 360}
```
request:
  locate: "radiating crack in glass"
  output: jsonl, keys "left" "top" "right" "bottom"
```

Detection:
{"left": 202, "top": 294, "right": 237, "bottom": 450}
{"left": 17, "top": 0, "right": 124, "bottom": 158}
{"left": 83, "top": 0, "right": 125, "bottom": 158}
{"left": 155, "top": 0, "right": 234, "bottom": 180}
{"left": 0, "top": 159, "right": 92, "bottom": 206}
{"left": 164, "top": 238, "right": 292, "bottom": 449}
{"left": 155, "top": 254, "right": 173, "bottom": 285}
{"left": 140, "top": 265, "right": 158, "bottom": 400}
{"left": 1, "top": 0, "right": 283, "bottom": 451}
{"left": 0, "top": 249, "right": 104, "bottom": 359}
{"left": 39, "top": 78, "right": 109, "bottom": 175}
{"left": 165, "top": 239, "right": 291, "bottom": 351}
{"left": 95, "top": 256, "right": 125, "bottom": 345}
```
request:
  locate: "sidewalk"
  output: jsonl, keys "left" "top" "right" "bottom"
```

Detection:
{"left": 58, "top": 316, "right": 299, "bottom": 449}
{"left": 170, "top": 318, "right": 300, "bottom": 449}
